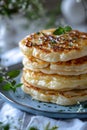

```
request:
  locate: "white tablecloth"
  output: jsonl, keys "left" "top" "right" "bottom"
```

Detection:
{"left": 27, "top": 116, "right": 87, "bottom": 130}
{"left": 0, "top": 102, "right": 87, "bottom": 130}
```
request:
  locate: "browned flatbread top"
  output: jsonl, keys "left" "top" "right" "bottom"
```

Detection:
{"left": 19, "top": 28, "right": 87, "bottom": 62}
{"left": 22, "top": 29, "right": 87, "bottom": 53}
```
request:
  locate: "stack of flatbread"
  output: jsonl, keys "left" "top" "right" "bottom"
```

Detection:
{"left": 19, "top": 28, "right": 87, "bottom": 105}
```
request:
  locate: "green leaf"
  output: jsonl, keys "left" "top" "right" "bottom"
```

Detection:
{"left": 0, "top": 122, "right": 10, "bottom": 130}
{"left": 7, "top": 70, "right": 20, "bottom": 78}
{"left": 2, "top": 123, "right": 10, "bottom": 130}
{"left": 11, "top": 83, "right": 22, "bottom": 93}
{"left": 64, "top": 26, "right": 72, "bottom": 32}
{"left": 53, "top": 26, "right": 65, "bottom": 35}
{"left": 14, "top": 83, "right": 23, "bottom": 88}
{"left": 3, "top": 83, "right": 11, "bottom": 91}
{"left": 11, "top": 80, "right": 16, "bottom": 85}
{"left": 0, "top": 76, "right": 4, "bottom": 83}
{"left": 53, "top": 26, "right": 72, "bottom": 35}
{"left": 29, "top": 127, "right": 39, "bottom": 130}
{"left": 1, "top": 68, "right": 21, "bottom": 92}
{"left": 11, "top": 87, "right": 16, "bottom": 93}
{"left": 44, "top": 122, "right": 58, "bottom": 130}
{"left": 51, "top": 126, "right": 58, "bottom": 130}
{"left": 45, "top": 122, "right": 50, "bottom": 130}
{"left": 36, "top": 32, "right": 40, "bottom": 35}
{"left": 9, "top": 83, "right": 22, "bottom": 92}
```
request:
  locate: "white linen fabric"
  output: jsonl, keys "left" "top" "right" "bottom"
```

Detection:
{"left": 27, "top": 116, "right": 87, "bottom": 130}
{"left": 0, "top": 101, "right": 87, "bottom": 130}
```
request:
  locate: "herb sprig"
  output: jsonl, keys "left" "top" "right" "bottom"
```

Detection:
{"left": 44, "top": 122, "right": 58, "bottom": 130}
{"left": 0, "top": 116, "right": 23, "bottom": 130}
{"left": 28, "top": 122, "right": 58, "bottom": 130}
{"left": 0, "top": 122, "right": 10, "bottom": 130}
{"left": 53, "top": 26, "right": 72, "bottom": 35}
{"left": 29, "top": 127, "right": 39, "bottom": 130}
{"left": 0, "top": 67, "right": 22, "bottom": 92}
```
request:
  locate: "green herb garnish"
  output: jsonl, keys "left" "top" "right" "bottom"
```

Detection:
{"left": 1, "top": 124, "right": 10, "bottom": 130}
{"left": 28, "top": 123, "right": 58, "bottom": 130}
{"left": 36, "top": 32, "right": 40, "bottom": 35}
{"left": 64, "top": 26, "right": 72, "bottom": 32}
{"left": 29, "top": 127, "right": 39, "bottom": 130}
{"left": 0, "top": 116, "right": 23, "bottom": 130}
{"left": 0, "top": 67, "right": 22, "bottom": 92}
{"left": 0, "top": 76, "right": 4, "bottom": 83}
{"left": 44, "top": 122, "right": 58, "bottom": 130}
{"left": 0, "top": 122, "right": 10, "bottom": 130}
{"left": 7, "top": 70, "right": 20, "bottom": 78}
{"left": 53, "top": 26, "right": 72, "bottom": 35}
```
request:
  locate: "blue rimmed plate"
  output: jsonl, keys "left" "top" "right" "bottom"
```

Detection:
{"left": 0, "top": 63, "right": 87, "bottom": 119}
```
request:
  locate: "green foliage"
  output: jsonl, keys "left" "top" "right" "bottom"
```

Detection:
{"left": 28, "top": 122, "right": 58, "bottom": 130}
{"left": 29, "top": 127, "right": 39, "bottom": 130}
{"left": 44, "top": 122, "right": 58, "bottom": 130}
{"left": 0, "top": 123, "right": 10, "bottom": 130}
{"left": 7, "top": 70, "right": 20, "bottom": 78}
{"left": 53, "top": 26, "right": 65, "bottom": 35}
{"left": 0, "top": 0, "right": 44, "bottom": 19}
{"left": 0, "top": 76, "right": 4, "bottom": 83}
{"left": 0, "top": 67, "right": 22, "bottom": 92}
{"left": 64, "top": 26, "right": 72, "bottom": 32}
{"left": 45, "top": 122, "right": 50, "bottom": 130}
{"left": 53, "top": 26, "right": 72, "bottom": 35}
{"left": 11, "top": 80, "right": 16, "bottom": 85}
{"left": 3, "top": 82, "right": 12, "bottom": 91}
{"left": 0, "top": 0, "right": 62, "bottom": 27}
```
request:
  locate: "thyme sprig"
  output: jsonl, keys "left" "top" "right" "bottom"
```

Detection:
{"left": 0, "top": 67, "right": 22, "bottom": 92}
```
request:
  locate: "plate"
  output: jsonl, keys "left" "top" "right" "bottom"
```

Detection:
{"left": 0, "top": 63, "right": 87, "bottom": 119}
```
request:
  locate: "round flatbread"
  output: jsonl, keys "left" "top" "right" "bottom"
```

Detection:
{"left": 23, "top": 69, "right": 87, "bottom": 91}
{"left": 23, "top": 56, "right": 87, "bottom": 75}
{"left": 22, "top": 81, "right": 87, "bottom": 106}
{"left": 19, "top": 29, "right": 87, "bottom": 62}
{"left": 23, "top": 56, "right": 49, "bottom": 69}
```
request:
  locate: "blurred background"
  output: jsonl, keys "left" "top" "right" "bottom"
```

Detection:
{"left": 0, "top": 0, "right": 87, "bottom": 65}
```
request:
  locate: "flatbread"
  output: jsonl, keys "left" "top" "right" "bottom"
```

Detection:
{"left": 19, "top": 29, "right": 87, "bottom": 62}
{"left": 23, "top": 56, "right": 87, "bottom": 75}
{"left": 23, "top": 69, "right": 87, "bottom": 91}
{"left": 22, "top": 81, "right": 87, "bottom": 105}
